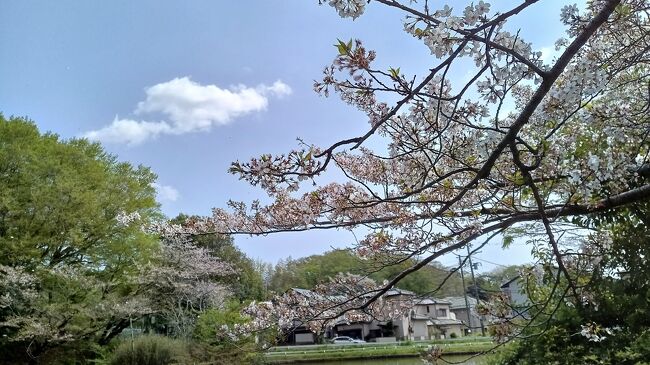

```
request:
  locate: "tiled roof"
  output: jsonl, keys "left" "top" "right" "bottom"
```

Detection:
{"left": 384, "top": 288, "right": 416, "bottom": 297}
{"left": 429, "top": 318, "right": 464, "bottom": 326}
{"left": 442, "top": 296, "right": 479, "bottom": 309}
{"left": 500, "top": 276, "right": 521, "bottom": 288}
{"left": 417, "top": 298, "right": 451, "bottom": 305}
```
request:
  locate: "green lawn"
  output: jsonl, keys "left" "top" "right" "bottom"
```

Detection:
{"left": 264, "top": 340, "right": 495, "bottom": 364}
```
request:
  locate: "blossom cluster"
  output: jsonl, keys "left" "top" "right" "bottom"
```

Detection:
{"left": 180, "top": 0, "right": 650, "bottom": 338}
{"left": 324, "top": 0, "right": 366, "bottom": 19}
{"left": 232, "top": 274, "right": 413, "bottom": 337}
{"left": 579, "top": 322, "right": 622, "bottom": 342}
{"left": 229, "top": 148, "right": 322, "bottom": 194}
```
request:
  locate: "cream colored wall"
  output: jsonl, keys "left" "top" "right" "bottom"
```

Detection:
{"left": 394, "top": 315, "right": 409, "bottom": 340}
{"left": 411, "top": 321, "right": 428, "bottom": 340}
{"left": 413, "top": 303, "right": 452, "bottom": 319}
{"left": 444, "top": 324, "right": 464, "bottom": 338}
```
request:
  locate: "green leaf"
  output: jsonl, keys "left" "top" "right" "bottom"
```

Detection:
{"left": 502, "top": 235, "right": 514, "bottom": 248}
{"left": 335, "top": 39, "right": 348, "bottom": 55}
{"left": 389, "top": 67, "right": 401, "bottom": 79}
{"left": 513, "top": 171, "right": 526, "bottom": 186}
{"left": 334, "top": 39, "right": 354, "bottom": 55}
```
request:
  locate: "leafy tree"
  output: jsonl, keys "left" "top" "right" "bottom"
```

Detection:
{"left": 191, "top": 300, "right": 265, "bottom": 365}
{"left": 487, "top": 201, "right": 650, "bottom": 364}
{"left": 266, "top": 249, "right": 464, "bottom": 296}
{"left": 138, "top": 237, "right": 233, "bottom": 339}
{"left": 108, "top": 335, "right": 191, "bottom": 365}
{"left": 0, "top": 115, "right": 161, "bottom": 363}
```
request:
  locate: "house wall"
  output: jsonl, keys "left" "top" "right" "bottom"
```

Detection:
{"left": 334, "top": 323, "right": 369, "bottom": 340}
{"left": 294, "top": 332, "right": 315, "bottom": 344}
{"left": 436, "top": 305, "right": 451, "bottom": 318}
{"left": 411, "top": 320, "right": 428, "bottom": 340}
{"left": 439, "top": 324, "right": 463, "bottom": 339}
{"left": 508, "top": 280, "right": 529, "bottom": 306}
{"left": 451, "top": 308, "right": 482, "bottom": 332}
{"left": 413, "top": 304, "right": 429, "bottom": 316}
{"left": 393, "top": 315, "right": 410, "bottom": 340}
{"left": 413, "top": 303, "right": 452, "bottom": 319}
{"left": 452, "top": 308, "right": 470, "bottom": 325}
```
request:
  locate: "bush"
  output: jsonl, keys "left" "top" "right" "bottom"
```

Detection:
{"left": 109, "top": 335, "right": 190, "bottom": 365}
{"left": 449, "top": 332, "right": 458, "bottom": 338}
{"left": 192, "top": 303, "right": 265, "bottom": 364}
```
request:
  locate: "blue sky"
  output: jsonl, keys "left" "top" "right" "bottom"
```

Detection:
{"left": 0, "top": 1, "right": 578, "bottom": 271}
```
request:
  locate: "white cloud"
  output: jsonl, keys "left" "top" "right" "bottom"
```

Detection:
{"left": 83, "top": 117, "right": 172, "bottom": 145}
{"left": 262, "top": 80, "right": 292, "bottom": 97}
{"left": 83, "top": 77, "right": 291, "bottom": 145}
{"left": 539, "top": 46, "right": 560, "bottom": 64}
{"left": 152, "top": 183, "right": 180, "bottom": 202}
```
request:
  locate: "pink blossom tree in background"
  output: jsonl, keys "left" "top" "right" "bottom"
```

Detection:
{"left": 139, "top": 237, "right": 234, "bottom": 338}
{"left": 175, "top": 0, "right": 650, "bottom": 345}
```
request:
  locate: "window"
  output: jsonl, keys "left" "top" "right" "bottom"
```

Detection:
{"left": 426, "top": 306, "right": 430, "bottom": 313}
{"left": 437, "top": 308, "right": 447, "bottom": 317}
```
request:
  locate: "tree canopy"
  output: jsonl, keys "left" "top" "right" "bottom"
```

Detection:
{"left": 486, "top": 201, "right": 650, "bottom": 364}
{"left": 0, "top": 115, "right": 161, "bottom": 271}
{"left": 0, "top": 115, "right": 164, "bottom": 362}
{"left": 266, "top": 249, "right": 465, "bottom": 296}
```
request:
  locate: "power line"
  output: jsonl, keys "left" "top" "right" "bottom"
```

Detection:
{"left": 471, "top": 256, "right": 511, "bottom": 268}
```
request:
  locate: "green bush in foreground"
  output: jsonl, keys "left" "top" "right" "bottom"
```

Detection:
{"left": 191, "top": 301, "right": 266, "bottom": 364}
{"left": 109, "top": 335, "right": 190, "bottom": 365}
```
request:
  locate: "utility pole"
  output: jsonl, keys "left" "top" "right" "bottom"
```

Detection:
{"left": 130, "top": 316, "right": 134, "bottom": 365}
{"left": 466, "top": 246, "right": 486, "bottom": 336}
{"left": 458, "top": 255, "right": 472, "bottom": 334}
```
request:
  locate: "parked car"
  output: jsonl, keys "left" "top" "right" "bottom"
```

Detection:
{"left": 331, "top": 336, "right": 366, "bottom": 344}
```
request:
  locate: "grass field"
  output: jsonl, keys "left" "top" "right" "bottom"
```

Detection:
{"left": 264, "top": 339, "right": 495, "bottom": 364}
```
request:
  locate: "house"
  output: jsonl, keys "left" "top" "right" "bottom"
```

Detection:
{"left": 333, "top": 289, "right": 465, "bottom": 341}
{"left": 331, "top": 288, "right": 412, "bottom": 342}
{"left": 332, "top": 319, "right": 394, "bottom": 342}
{"left": 282, "top": 287, "right": 466, "bottom": 344}
{"left": 276, "top": 288, "right": 339, "bottom": 345}
{"left": 279, "top": 321, "right": 319, "bottom": 345}
{"left": 443, "top": 296, "right": 486, "bottom": 335}
{"left": 500, "top": 276, "right": 532, "bottom": 319}
{"left": 380, "top": 290, "right": 464, "bottom": 340}
{"left": 500, "top": 276, "right": 529, "bottom": 305}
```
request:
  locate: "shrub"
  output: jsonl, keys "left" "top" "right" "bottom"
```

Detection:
{"left": 449, "top": 332, "right": 458, "bottom": 338}
{"left": 192, "top": 303, "right": 265, "bottom": 364}
{"left": 109, "top": 335, "right": 190, "bottom": 365}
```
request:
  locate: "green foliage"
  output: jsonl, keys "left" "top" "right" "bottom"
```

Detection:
{"left": 192, "top": 301, "right": 264, "bottom": 364}
{"left": 194, "top": 301, "right": 248, "bottom": 344}
{"left": 492, "top": 201, "right": 650, "bottom": 364}
{"left": 0, "top": 115, "right": 160, "bottom": 270}
{"left": 0, "top": 115, "right": 161, "bottom": 362}
{"left": 108, "top": 335, "right": 190, "bottom": 365}
{"left": 335, "top": 38, "right": 353, "bottom": 55}
{"left": 267, "top": 249, "right": 465, "bottom": 296}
